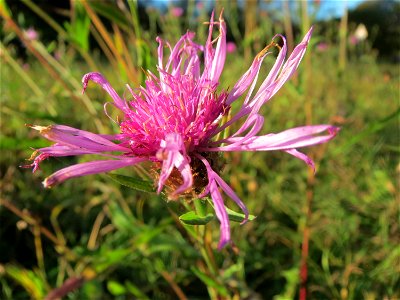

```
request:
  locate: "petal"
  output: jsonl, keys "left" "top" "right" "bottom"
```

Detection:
{"left": 285, "top": 149, "right": 315, "bottom": 173}
{"left": 214, "top": 114, "right": 264, "bottom": 146}
{"left": 203, "top": 125, "right": 339, "bottom": 152}
{"left": 202, "top": 11, "right": 226, "bottom": 83}
{"left": 203, "top": 11, "right": 216, "bottom": 74}
{"left": 216, "top": 28, "right": 313, "bottom": 138}
{"left": 248, "top": 27, "right": 314, "bottom": 114}
{"left": 37, "top": 144, "right": 95, "bottom": 156}
{"left": 43, "top": 157, "right": 146, "bottom": 188}
{"left": 156, "top": 36, "right": 164, "bottom": 70}
{"left": 213, "top": 174, "right": 249, "bottom": 225}
{"left": 165, "top": 32, "right": 195, "bottom": 72}
{"left": 209, "top": 180, "right": 231, "bottom": 249}
{"left": 267, "top": 27, "right": 313, "bottom": 98}
{"left": 252, "top": 34, "right": 288, "bottom": 101}
{"left": 82, "top": 72, "right": 128, "bottom": 112}
{"left": 156, "top": 133, "right": 193, "bottom": 195}
{"left": 209, "top": 12, "right": 226, "bottom": 83}
{"left": 226, "top": 35, "right": 285, "bottom": 106}
{"left": 197, "top": 154, "right": 249, "bottom": 225}
{"left": 196, "top": 154, "right": 245, "bottom": 249}
{"left": 30, "top": 125, "right": 128, "bottom": 153}
{"left": 242, "top": 125, "right": 339, "bottom": 151}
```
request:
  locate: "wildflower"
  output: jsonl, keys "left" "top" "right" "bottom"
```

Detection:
{"left": 226, "top": 41, "right": 237, "bottom": 53}
{"left": 316, "top": 42, "right": 329, "bottom": 52}
{"left": 170, "top": 6, "right": 184, "bottom": 17}
{"left": 25, "top": 12, "right": 338, "bottom": 249}
{"left": 24, "top": 27, "right": 39, "bottom": 41}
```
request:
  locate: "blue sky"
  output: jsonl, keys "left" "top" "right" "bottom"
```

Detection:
{"left": 315, "top": 0, "right": 366, "bottom": 19}
{"left": 141, "top": 0, "right": 366, "bottom": 20}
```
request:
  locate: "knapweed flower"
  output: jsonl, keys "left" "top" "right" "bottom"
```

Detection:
{"left": 24, "top": 27, "right": 39, "bottom": 41}
{"left": 226, "top": 41, "right": 237, "bottom": 53}
{"left": 25, "top": 12, "right": 338, "bottom": 249}
{"left": 170, "top": 6, "right": 184, "bottom": 17}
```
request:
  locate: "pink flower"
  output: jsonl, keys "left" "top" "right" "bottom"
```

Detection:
{"left": 316, "top": 42, "right": 329, "bottom": 52}
{"left": 24, "top": 27, "right": 39, "bottom": 41}
{"left": 25, "top": 12, "right": 338, "bottom": 249}
{"left": 226, "top": 41, "right": 237, "bottom": 53}
{"left": 170, "top": 6, "right": 184, "bottom": 17}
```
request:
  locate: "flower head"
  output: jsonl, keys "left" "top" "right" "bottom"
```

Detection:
{"left": 25, "top": 12, "right": 338, "bottom": 249}
{"left": 226, "top": 41, "right": 237, "bottom": 53}
{"left": 170, "top": 6, "right": 184, "bottom": 17}
{"left": 24, "top": 27, "right": 39, "bottom": 41}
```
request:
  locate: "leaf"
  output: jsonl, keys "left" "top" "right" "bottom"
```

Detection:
{"left": 107, "top": 202, "right": 136, "bottom": 235}
{"left": 107, "top": 280, "right": 126, "bottom": 296}
{"left": 94, "top": 248, "right": 132, "bottom": 273}
{"left": 89, "top": 1, "right": 131, "bottom": 32}
{"left": 193, "top": 198, "right": 208, "bottom": 217}
{"left": 4, "top": 264, "right": 46, "bottom": 300}
{"left": 107, "top": 173, "right": 154, "bottom": 193}
{"left": 226, "top": 207, "right": 256, "bottom": 223}
{"left": 179, "top": 211, "right": 215, "bottom": 225}
{"left": 190, "top": 266, "right": 229, "bottom": 297}
{"left": 204, "top": 198, "right": 256, "bottom": 223}
{"left": 125, "top": 281, "right": 150, "bottom": 300}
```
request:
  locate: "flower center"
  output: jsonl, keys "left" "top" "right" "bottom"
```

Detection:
{"left": 118, "top": 72, "right": 229, "bottom": 156}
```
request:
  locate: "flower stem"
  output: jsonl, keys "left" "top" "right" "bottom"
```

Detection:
{"left": 299, "top": 167, "right": 315, "bottom": 300}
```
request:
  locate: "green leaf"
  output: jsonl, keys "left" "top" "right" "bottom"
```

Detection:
{"left": 226, "top": 207, "right": 256, "bottom": 223}
{"left": 89, "top": 1, "right": 131, "bottom": 32}
{"left": 179, "top": 211, "right": 215, "bottom": 225}
{"left": 190, "top": 266, "right": 229, "bottom": 297}
{"left": 94, "top": 248, "right": 132, "bottom": 273}
{"left": 193, "top": 198, "right": 208, "bottom": 216}
{"left": 107, "top": 280, "right": 126, "bottom": 296}
{"left": 205, "top": 198, "right": 256, "bottom": 223}
{"left": 4, "top": 264, "right": 46, "bottom": 300}
{"left": 107, "top": 173, "right": 154, "bottom": 193}
{"left": 125, "top": 281, "right": 150, "bottom": 300}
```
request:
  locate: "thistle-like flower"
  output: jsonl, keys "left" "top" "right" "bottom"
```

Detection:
{"left": 25, "top": 13, "right": 338, "bottom": 249}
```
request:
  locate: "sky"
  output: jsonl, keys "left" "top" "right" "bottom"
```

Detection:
{"left": 314, "top": 0, "right": 366, "bottom": 19}
{"left": 140, "top": 0, "right": 367, "bottom": 20}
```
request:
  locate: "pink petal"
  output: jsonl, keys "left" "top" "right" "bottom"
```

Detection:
{"left": 285, "top": 149, "right": 315, "bottom": 173}
{"left": 156, "top": 37, "right": 164, "bottom": 70}
{"left": 209, "top": 180, "right": 231, "bottom": 249}
{"left": 252, "top": 34, "right": 288, "bottom": 101}
{"left": 37, "top": 144, "right": 96, "bottom": 156}
{"left": 225, "top": 51, "right": 272, "bottom": 106}
{"left": 242, "top": 125, "right": 339, "bottom": 150}
{"left": 267, "top": 27, "right": 313, "bottom": 98}
{"left": 82, "top": 72, "right": 128, "bottom": 112}
{"left": 196, "top": 154, "right": 249, "bottom": 249}
{"left": 29, "top": 125, "right": 128, "bottom": 153}
{"left": 43, "top": 158, "right": 146, "bottom": 188}
{"left": 203, "top": 125, "right": 339, "bottom": 152}
{"left": 209, "top": 12, "right": 226, "bottom": 83}
{"left": 214, "top": 114, "right": 264, "bottom": 146}
{"left": 248, "top": 27, "right": 314, "bottom": 114}
{"left": 203, "top": 11, "right": 216, "bottom": 75}
{"left": 213, "top": 174, "right": 249, "bottom": 225}
{"left": 215, "top": 28, "right": 314, "bottom": 138}
{"left": 156, "top": 133, "right": 193, "bottom": 195}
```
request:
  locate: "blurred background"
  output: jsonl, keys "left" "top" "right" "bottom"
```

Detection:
{"left": 1, "top": 0, "right": 399, "bottom": 299}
